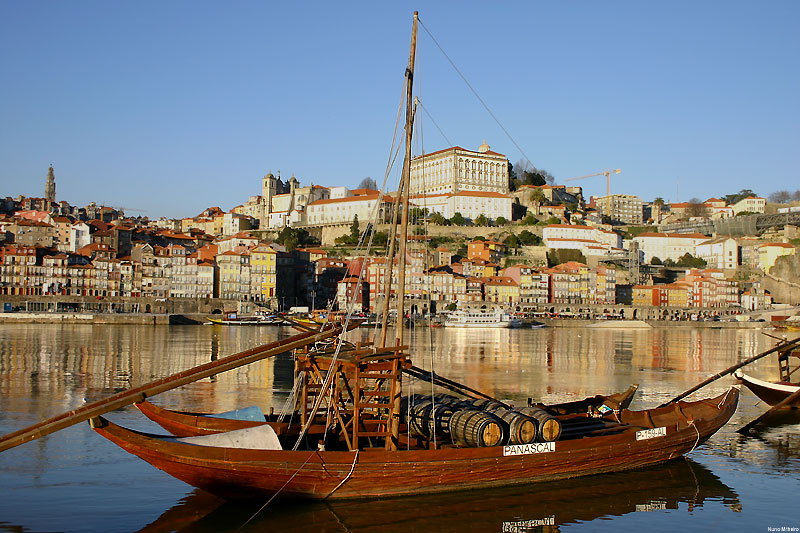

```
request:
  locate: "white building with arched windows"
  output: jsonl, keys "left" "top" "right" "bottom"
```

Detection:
{"left": 409, "top": 141, "right": 509, "bottom": 196}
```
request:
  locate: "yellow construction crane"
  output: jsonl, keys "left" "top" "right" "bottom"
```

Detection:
{"left": 563, "top": 169, "right": 621, "bottom": 199}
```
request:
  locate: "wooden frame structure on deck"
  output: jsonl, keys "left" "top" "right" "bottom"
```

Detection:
{"left": 295, "top": 342, "right": 411, "bottom": 451}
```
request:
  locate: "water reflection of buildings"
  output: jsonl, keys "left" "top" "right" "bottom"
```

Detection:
{"left": 403, "top": 327, "right": 769, "bottom": 404}
{"left": 0, "top": 325, "right": 290, "bottom": 423}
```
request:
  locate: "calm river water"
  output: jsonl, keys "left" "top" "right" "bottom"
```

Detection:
{"left": 1, "top": 323, "right": 799, "bottom": 532}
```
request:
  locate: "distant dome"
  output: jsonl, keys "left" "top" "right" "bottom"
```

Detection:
{"left": 478, "top": 140, "right": 490, "bottom": 153}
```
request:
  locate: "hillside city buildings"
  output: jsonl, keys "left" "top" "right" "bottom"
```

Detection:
{"left": 1, "top": 147, "right": 796, "bottom": 315}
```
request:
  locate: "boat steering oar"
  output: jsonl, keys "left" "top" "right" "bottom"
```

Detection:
{"left": 658, "top": 336, "right": 800, "bottom": 408}
{"left": 0, "top": 323, "right": 357, "bottom": 453}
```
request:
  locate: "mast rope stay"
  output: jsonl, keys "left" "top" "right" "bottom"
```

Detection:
{"left": 290, "top": 38, "right": 412, "bottom": 452}
{"left": 418, "top": 18, "right": 536, "bottom": 168}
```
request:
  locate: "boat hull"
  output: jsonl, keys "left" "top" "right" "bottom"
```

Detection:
{"left": 92, "top": 388, "right": 738, "bottom": 501}
{"left": 736, "top": 371, "right": 800, "bottom": 407}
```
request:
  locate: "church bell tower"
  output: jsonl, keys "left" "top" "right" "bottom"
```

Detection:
{"left": 45, "top": 165, "right": 56, "bottom": 204}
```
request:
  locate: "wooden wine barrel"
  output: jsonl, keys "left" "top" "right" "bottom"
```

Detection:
{"left": 427, "top": 403, "right": 456, "bottom": 437}
{"left": 517, "top": 407, "right": 561, "bottom": 442}
{"left": 491, "top": 409, "right": 538, "bottom": 445}
{"left": 400, "top": 394, "right": 428, "bottom": 424}
{"left": 406, "top": 400, "right": 456, "bottom": 438}
{"left": 407, "top": 400, "right": 434, "bottom": 437}
{"left": 449, "top": 410, "right": 505, "bottom": 447}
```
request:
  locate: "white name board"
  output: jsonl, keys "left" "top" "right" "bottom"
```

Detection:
{"left": 503, "top": 442, "right": 555, "bottom": 456}
{"left": 635, "top": 426, "right": 667, "bottom": 441}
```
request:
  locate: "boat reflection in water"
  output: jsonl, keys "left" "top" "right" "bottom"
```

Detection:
{"left": 139, "top": 458, "right": 739, "bottom": 532}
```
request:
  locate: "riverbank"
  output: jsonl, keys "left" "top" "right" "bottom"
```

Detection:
{"left": 0, "top": 312, "right": 770, "bottom": 328}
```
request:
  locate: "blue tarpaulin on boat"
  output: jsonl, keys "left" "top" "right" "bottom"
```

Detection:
{"left": 202, "top": 405, "right": 264, "bottom": 422}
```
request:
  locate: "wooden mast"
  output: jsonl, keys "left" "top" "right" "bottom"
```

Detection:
{"left": 378, "top": 11, "right": 418, "bottom": 350}
{"left": 395, "top": 11, "right": 418, "bottom": 348}
{"left": 381, "top": 11, "right": 418, "bottom": 451}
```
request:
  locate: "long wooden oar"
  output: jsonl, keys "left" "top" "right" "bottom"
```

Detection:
{"left": 658, "top": 336, "right": 800, "bottom": 407}
{"left": 404, "top": 365, "right": 513, "bottom": 408}
{"left": 0, "top": 324, "right": 352, "bottom": 453}
{"left": 738, "top": 386, "right": 800, "bottom": 434}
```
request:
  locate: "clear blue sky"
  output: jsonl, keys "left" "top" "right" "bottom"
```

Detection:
{"left": 1, "top": 1, "right": 798, "bottom": 219}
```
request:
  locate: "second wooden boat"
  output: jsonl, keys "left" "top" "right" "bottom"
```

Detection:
{"left": 734, "top": 370, "right": 800, "bottom": 408}
{"left": 134, "top": 384, "right": 639, "bottom": 437}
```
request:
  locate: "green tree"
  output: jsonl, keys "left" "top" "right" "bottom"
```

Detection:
{"left": 529, "top": 188, "right": 547, "bottom": 206}
{"left": 676, "top": 253, "right": 706, "bottom": 268}
{"left": 518, "top": 230, "right": 540, "bottom": 246}
{"left": 450, "top": 212, "right": 466, "bottom": 226}
{"left": 545, "top": 216, "right": 561, "bottom": 225}
{"left": 495, "top": 216, "right": 508, "bottom": 226}
{"left": 650, "top": 256, "right": 663, "bottom": 265}
{"left": 373, "top": 231, "right": 389, "bottom": 246}
{"left": 430, "top": 212, "right": 449, "bottom": 225}
{"left": 409, "top": 207, "right": 429, "bottom": 221}
{"left": 723, "top": 189, "right": 756, "bottom": 205}
{"left": 474, "top": 214, "right": 490, "bottom": 226}
{"left": 350, "top": 214, "right": 360, "bottom": 242}
{"left": 277, "top": 227, "right": 300, "bottom": 251}
{"left": 446, "top": 302, "right": 457, "bottom": 312}
{"left": 503, "top": 234, "right": 520, "bottom": 249}
{"left": 547, "top": 249, "right": 586, "bottom": 267}
{"left": 522, "top": 213, "right": 537, "bottom": 225}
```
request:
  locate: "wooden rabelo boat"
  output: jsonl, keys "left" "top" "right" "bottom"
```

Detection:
{"left": 91, "top": 389, "right": 738, "bottom": 500}
{"left": 735, "top": 340, "right": 800, "bottom": 407}
{"left": 735, "top": 370, "right": 800, "bottom": 408}
{"left": 206, "top": 312, "right": 280, "bottom": 326}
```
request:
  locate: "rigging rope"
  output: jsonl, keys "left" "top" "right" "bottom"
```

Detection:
{"left": 292, "top": 68, "right": 410, "bottom": 452}
{"left": 418, "top": 18, "right": 536, "bottom": 168}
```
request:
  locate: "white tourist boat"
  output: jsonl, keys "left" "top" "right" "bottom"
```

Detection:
{"left": 444, "top": 307, "right": 522, "bottom": 328}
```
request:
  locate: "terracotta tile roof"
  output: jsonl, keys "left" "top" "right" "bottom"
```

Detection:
{"left": 759, "top": 242, "right": 796, "bottom": 249}
{"left": 412, "top": 145, "right": 507, "bottom": 159}
{"left": 307, "top": 193, "right": 395, "bottom": 206}
{"left": 545, "top": 223, "right": 594, "bottom": 230}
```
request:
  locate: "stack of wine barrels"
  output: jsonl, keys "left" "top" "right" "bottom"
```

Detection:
{"left": 516, "top": 406, "right": 562, "bottom": 442}
{"left": 400, "top": 394, "right": 561, "bottom": 447}
{"left": 489, "top": 408, "right": 538, "bottom": 445}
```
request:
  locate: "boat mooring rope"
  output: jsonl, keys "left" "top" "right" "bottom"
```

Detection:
{"left": 687, "top": 419, "right": 700, "bottom": 454}
{"left": 324, "top": 449, "right": 359, "bottom": 500}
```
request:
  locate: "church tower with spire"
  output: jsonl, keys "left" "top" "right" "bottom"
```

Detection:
{"left": 45, "top": 165, "right": 56, "bottom": 204}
